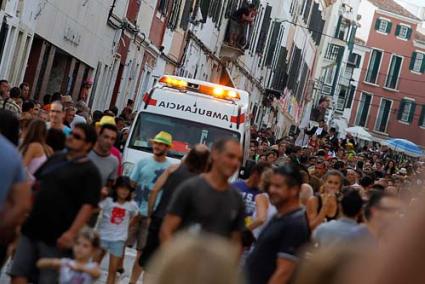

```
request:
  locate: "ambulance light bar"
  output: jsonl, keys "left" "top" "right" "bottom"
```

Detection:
{"left": 159, "top": 76, "right": 240, "bottom": 100}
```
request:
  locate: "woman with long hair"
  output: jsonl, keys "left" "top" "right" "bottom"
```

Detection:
{"left": 306, "top": 170, "right": 344, "bottom": 230}
{"left": 19, "top": 119, "right": 53, "bottom": 175}
{"left": 384, "top": 160, "right": 397, "bottom": 175}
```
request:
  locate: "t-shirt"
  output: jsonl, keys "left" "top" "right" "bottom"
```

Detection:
{"left": 130, "top": 157, "right": 171, "bottom": 216}
{"left": 167, "top": 176, "right": 245, "bottom": 238}
{"left": 88, "top": 151, "right": 119, "bottom": 186}
{"left": 232, "top": 181, "right": 259, "bottom": 217}
{"left": 47, "top": 122, "right": 72, "bottom": 136}
{"left": 22, "top": 153, "right": 102, "bottom": 244}
{"left": 313, "top": 218, "right": 360, "bottom": 248}
{"left": 0, "top": 135, "right": 26, "bottom": 209}
{"left": 245, "top": 208, "right": 310, "bottom": 284}
{"left": 349, "top": 224, "right": 378, "bottom": 247}
{"left": 59, "top": 258, "right": 97, "bottom": 284}
{"left": 97, "top": 197, "right": 138, "bottom": 241}
{"left": 153, "top": 164, "right": 197, "bottom": 219}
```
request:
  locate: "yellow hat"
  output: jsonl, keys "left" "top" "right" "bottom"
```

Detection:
{"left": 150, "top": 131, "right": 173, "bottom": 147}
{"left": 96, "top": 115, "right": 116, "bottom": 127}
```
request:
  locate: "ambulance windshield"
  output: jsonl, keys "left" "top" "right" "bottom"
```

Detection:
{"left": 128, "top": 112, "right": 240, "bottom": 158}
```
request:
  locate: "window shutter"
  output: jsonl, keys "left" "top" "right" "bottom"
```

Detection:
{"left": 395, "top": 25, "right": 401, "bottom": 36}
{"left": 386, "top": 22, "right": 392, "bottom": 33}
{"left": 408, "top": 102, "right": 416, "bottom": 123}
{"left": 406, "top": 27, "right": 412, "bottom": 39}
{"left": 256, "top": 5, "right": 272, "bottom": 54}
{"left": 419, "top": 106, "right": 425, "bottom": 126}
{"left": 180, "top": 0, "right": 193, "bottom": 30}
{"left": 335, "top": 16, "right": 342, "bottom": 37}
{"left": 421, "top": 54, "right": 425, "bottom": 73}
{"left": 410, "top": 52, "right": 417, "bottom": 70}
{"left": 375, "top": 18, "right": 381, "bottom": 30}
{"left": 265, "top": 22, "right": 281, "bottom": 66}
{"left": 398, "top": 100, "right": 406, "bottom": 120}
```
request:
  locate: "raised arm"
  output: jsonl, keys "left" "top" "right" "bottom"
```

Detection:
{"left": 147, "top": 164, "right": 179, "bottom": 217}
{"left": 248, "top": 193, "right": 269, "bottom": 231}
{"left": 36, "top": 258, "right": 62, "bottom": 270}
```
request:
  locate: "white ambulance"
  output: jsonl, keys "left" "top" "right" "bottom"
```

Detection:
{"left": 122, "top": 75, "right": 251, "bottom": 175}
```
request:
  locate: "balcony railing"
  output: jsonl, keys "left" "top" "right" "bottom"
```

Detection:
{"left": 221, "top": 20, "right": 248, "bottom": 60}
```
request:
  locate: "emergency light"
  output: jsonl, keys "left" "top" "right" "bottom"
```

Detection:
{"left": 159, "top": 76, "right": 240, "bottom": 101}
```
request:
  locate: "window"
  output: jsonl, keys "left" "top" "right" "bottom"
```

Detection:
{"left": 385, "top": 55, "right": 403, "bottom": 89}
{"left": 355, "top": 92, "right": 372, "bottom": 127}
{"left": 365, "top": 50, "right": 382, "bottom": 84}
{"left": 348, "top": 53, "right": 361, "bottom": 67}
{"left": 410, "top": 52, "right": 425, "bottom": 73}
{"left": 335, "top": 16, "right": 350, "bottom": 41}
{"left": 325, "top": 44, "right": 343, "bottom": 61}
{"left": 375, "top": 18, "right": 392, "bottom": 34}
{"left": 345, "top": 85, "right": 356, "bottom": 109}
{"left": 375, "top": 99, "right": 392, "bottom": 132}
{"left": 396, "top": 24, "right": 411, "bottom": 40}
{"left": 419, "top": 105, "right": 425, "bottom": 127}
{"left": 336, "top": 87, "right": 347, "bottom": 111}
{"left": 324, "top": 65, "right": 336, "bottom": 86}
{"left": 129, "top": 112, "right": 240, "bottom": 159}
{"left": 398, "top": 99, "right": 416, "bottom": 123}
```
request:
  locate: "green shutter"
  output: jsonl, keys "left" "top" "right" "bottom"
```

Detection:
{"left": 406, "top": 28, "right": 412, "bottom": 39}
{"left": 375, "top": 19, "right": 381, "bottom": 30}
{"left": 419, "top": 106, "right": 425, "bottom": 126}
{"left": 335, "top": 16, "right": 342, "bottom": 37}
{"left": 398, "top": 99, "right": 406, "bottom": 120}
{"left": 410, "top": 52, "right": 417, "bottom": 70}
{"left": 395, "top": 25, "right": 401, "bottom": 36}
{"left": 421, "top": 54, "right": 425, "bottom": 73}
{"left": 386, "top": 22, "right": 392, "bottom": 33}
{"left": 408, "top": 102, "right": 416, "bottom": 123}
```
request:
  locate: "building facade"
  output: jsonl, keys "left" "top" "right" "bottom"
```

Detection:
{"left": 0, "top": 0, "right": 37, "bottom": 87}
{"left": 304, "top": 0, "right": 362, "bottom": 135}
{"left": 350, "top": 0, "right": 425, "bottom": 146}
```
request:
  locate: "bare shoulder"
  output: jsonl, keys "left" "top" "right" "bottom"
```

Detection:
{"left": 167, "top": 163, "right": 180, "bottom": 174}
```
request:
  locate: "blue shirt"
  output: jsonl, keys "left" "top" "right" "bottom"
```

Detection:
{"left": 130, "top": 157, "right": 171, "bottom": 216}
{"left": 0, "top": 135, "right": 26, "bottom": 209}
{"left": 232, "top": 181, "right": 259, "bottom": 217}
{"left": 313, "top": 217, "right": 360, "bottom": 248}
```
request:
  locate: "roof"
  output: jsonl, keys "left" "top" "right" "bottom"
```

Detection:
{"left": 368, "top": 0, "right": 420, "bottom": 21}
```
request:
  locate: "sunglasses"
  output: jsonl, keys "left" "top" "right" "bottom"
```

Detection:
{"left": 71, "top": 132, "right": 85, "bottom": 141}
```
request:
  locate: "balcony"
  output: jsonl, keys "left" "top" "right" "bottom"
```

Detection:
{"left": 220, "top": 20, "right": 247, "bottom": 60}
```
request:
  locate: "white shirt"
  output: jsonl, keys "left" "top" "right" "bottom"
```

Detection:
{"left": 97, "top": 197, "right": 138, "bottom": 241}
{"left": 59, "top": 258, "right": 97, "bottom": 284}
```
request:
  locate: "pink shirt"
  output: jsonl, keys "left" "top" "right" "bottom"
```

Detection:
{"left": 111, "top": 146, "right": 122, "bottom": 176}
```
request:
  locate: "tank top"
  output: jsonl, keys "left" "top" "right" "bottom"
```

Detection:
{"left": 27, "top": 155, "right": 47, "bottom": 176}
{"left": 252, "top": 194, "right": 277, "bottom": 239}
{"left": 153, "top": 164, "right": 197, "bottom": 219}
{"left": 316, "top": 193, "right": 339, "bottom": 221}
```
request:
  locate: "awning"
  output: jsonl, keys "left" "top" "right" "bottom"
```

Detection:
{"left": 333, "top": 119, "right": 348, "bottom": 138}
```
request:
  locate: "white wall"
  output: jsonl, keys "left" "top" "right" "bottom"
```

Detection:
{"left": 357, "top": 0, "right": 377, "bottom": 44}
{"left": 33, "top": 0, "right": 126, "bottom": 68}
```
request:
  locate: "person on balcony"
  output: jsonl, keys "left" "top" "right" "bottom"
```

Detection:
{"left": 228, "top": 4, "right": 257, "bottom": 49}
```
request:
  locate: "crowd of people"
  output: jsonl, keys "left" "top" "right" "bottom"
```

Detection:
{"left": 0, "top": 78, "right": 424, "bottom": 284}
